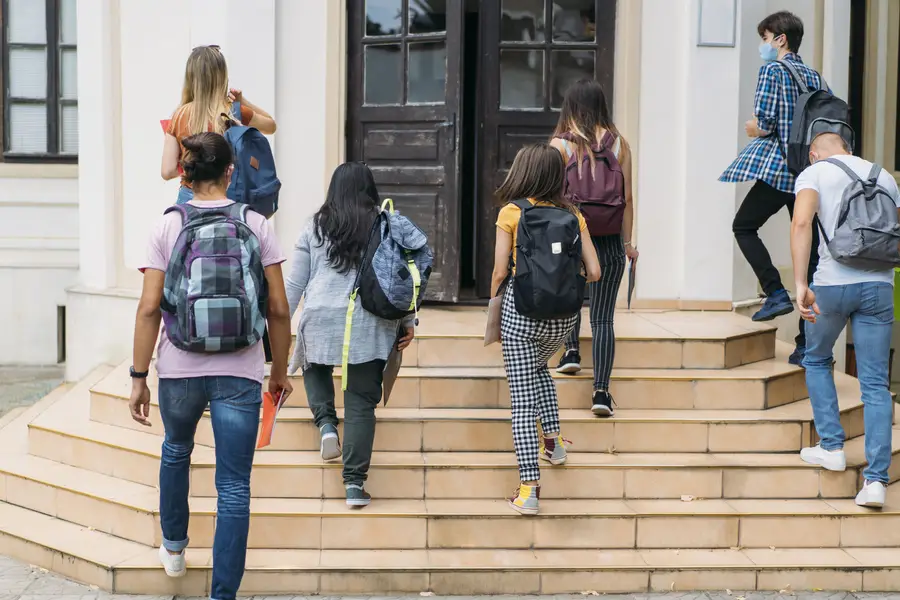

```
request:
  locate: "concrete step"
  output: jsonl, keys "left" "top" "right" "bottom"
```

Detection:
{"left": 2, "top": 454, "right": 900, "bottom": 551}
{"left": 293, "top": 307, "right": 777, "bottom": 369}
{"left": 89, "top": 387, "right": 866, "bottom": 454}
{"left": 94, "top": 356, "right": 808, "bottom": 411}
{"left": 0, "top": 500, "right": 899, "bottom": 595}
{"left": 29, "top": 404, "right": 899, "bottom": 500}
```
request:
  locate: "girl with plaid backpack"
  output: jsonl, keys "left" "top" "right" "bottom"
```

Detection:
{"left": 491, "top": 144, "right": 601, "bottom": 515}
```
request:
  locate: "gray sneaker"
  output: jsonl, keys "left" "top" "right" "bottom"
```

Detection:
{"left": 345, "top": 484, "right": 371, "bottom": 508}
{"left": 320, "top": 423, "right": 341, "bottom": 461}
{"left": 539, "top": 435, "right": 569, "bottom": 465}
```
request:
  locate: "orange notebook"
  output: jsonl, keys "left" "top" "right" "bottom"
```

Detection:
{"left": 256, "top": 390, "right": 286, "bottom": 449}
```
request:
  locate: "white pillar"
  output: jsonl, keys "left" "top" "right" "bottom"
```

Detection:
{"left": 637, "top": 0, "right": 753, "bottom": 303}
{"left": 76, "top": 0, "right": 119, "bottom": 290}
{"left": 273, "top": 0, "right": 334, "bottom": 261}
{"left": 822, "top": 0, "right": 851, "bottom": 100}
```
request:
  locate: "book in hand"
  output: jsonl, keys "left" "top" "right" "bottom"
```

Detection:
{"left": 256, "top": 389, "right": 286, "bottom": 449}
{"left": 382, "top": 327, "right": 405, "bottom": 406}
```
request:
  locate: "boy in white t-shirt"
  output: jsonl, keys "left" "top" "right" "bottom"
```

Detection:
{"left": 790, "top": 132, "right": 900, "bottom": 508}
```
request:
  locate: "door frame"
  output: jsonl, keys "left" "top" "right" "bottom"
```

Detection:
{"left": 474, "top": 0, "right": 618, "bottom": 298}
{"left": 345, "top": 0, "right": 465, "bottom": 302}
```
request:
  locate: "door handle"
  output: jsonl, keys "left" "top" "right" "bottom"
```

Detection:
{"left": 439, "top": 112, "right": 457, "bottom": 153}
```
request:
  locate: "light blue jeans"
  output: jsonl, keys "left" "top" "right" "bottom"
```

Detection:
{"left": 158, "top": 376, "right": 261, "bottom": 600}
{"left": 176, "top": 185, "right": 193, "bottom": 205}
{"left": 802, "top": 282, "right": 894, "bottom": 484}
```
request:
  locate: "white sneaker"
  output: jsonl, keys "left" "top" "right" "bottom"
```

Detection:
{"left": 158, "top": 545, "right": 186, "bottom": 578}
{"left": 799, "top": 445, "right": 846, "bottom": 472}
{"left": 856, "top": 480, "right": 887, "bottom": 508}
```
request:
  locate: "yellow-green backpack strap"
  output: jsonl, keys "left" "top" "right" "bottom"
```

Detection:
{"left": 406, "top": 251, "right": 422, "bottom": 312}
{"left": 341, "top": 289, "right": 358, "bottom": 391}
{"left": 381, "top": 198, "right": 394, "bottom": 214}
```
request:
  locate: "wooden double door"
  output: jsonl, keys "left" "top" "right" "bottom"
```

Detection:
{"left": 347, "top": 0, "right": 617, "bottom": 301}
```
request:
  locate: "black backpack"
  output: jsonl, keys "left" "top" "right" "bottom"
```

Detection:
{"left": 779, "top": 60, "right": 854, "bottom": 175}
{"left": 508, "top": 199, "right": 585, "bottom": 320}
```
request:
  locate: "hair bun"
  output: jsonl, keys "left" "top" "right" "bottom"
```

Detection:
{"left": 179, "top": 132, "right": 233, "bottom": 185}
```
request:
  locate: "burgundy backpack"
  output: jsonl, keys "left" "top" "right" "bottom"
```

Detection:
{"left": 558, "top": 131, "right": 625, "bottom": 236}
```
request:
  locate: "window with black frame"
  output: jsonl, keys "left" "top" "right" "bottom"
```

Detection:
{"left": 1, "top": 0, "right": 77, "bottom": 162}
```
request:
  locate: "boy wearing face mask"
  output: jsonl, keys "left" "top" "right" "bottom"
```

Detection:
{"left": 720, "top": 11, "right": 826, "bottom": 367}
{"left": 790, "top": 132, "right": 899, "bottom": 509}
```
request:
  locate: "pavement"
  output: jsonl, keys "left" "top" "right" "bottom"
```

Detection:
{"left": 0, "top": 555, "right": 898, "bottom": 600}
{"left": 0, "top": 365, "right": 64, "bottom": 419}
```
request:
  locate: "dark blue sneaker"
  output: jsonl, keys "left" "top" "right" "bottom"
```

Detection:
{"left": 346, "top": 484, "right": 371, "bottom": 508}
{"left": 789, "top": 346, "right": 805, "bottom": 367}
{"left": 752, "top": 289, "right": 794, "bottom": 322}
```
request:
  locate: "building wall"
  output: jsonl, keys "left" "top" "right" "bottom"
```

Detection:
{"left": 0, "top": 166, "right": 78, "bottom": 365}
{"left": 68, "top": 0, "right": 340, "bottom": 380}
{"left": 65, "top": 0, "right": 859, "bottom": 379}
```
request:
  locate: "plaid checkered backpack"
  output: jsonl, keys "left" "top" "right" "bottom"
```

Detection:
{"left": 160, "top": 203, "right": 268, "bottom": 353}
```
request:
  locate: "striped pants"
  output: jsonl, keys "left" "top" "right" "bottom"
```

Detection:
{"left": 565, "top": 234, "right": 626, "bottom": 391}
{"left": 501, "top": 286, "right": 578, "bottom": 482}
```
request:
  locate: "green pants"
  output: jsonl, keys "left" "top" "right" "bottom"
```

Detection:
{"left": 303, "top": 361, "right": 385, "bottom": 486}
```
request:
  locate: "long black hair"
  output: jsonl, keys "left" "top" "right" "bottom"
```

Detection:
{"left": 313, "top": 162, "right": 380, "bottom": 274}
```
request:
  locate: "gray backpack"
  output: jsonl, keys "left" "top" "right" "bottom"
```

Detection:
{"left": 817, "top": 158, "right": 900, "bottom": 270}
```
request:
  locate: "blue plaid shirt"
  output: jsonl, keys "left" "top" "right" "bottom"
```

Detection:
{"left": 720, "top": 54, "right": 826, "bottom": 193}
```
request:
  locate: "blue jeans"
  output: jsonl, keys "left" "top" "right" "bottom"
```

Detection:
{"left": 176, "top": 185, "right": 193, "bottom": 205}
{"left": 802, "top": 282, "right": 894, "bottom": 484}
{"left": 158, "top": 376, "right": 261, "bottom": 600}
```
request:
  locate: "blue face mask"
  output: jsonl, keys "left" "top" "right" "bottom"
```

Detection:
{"left": 759, "top": 42, "right": 779, "bottom": 62}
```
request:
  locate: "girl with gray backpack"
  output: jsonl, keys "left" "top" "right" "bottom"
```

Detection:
{"left": 492, "top": 144, "right": 601, "bottom": 515}
{"left": 285, "top": 162, "right": 422, "bottom": 508}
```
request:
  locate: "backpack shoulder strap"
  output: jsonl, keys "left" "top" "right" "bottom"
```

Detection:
{"left": 225, "top": 201, "right": 251, "bottom": 222}
{"left": 164, "top": 203, "right": 200, "bottom": 225}
{"left": 867, "top": 162, "right": 883, "bottom": 183}
{"left": 778, "top": 59, "right": 810, "bottom": 94}
{"left": 823, "top": 157, "right": 863, "bottom": 183}
{"left": 599, "top": 130, "right": 615, "bottom": 151}
{"left": 512, "top": 198, "right": 532, "bottom": 212}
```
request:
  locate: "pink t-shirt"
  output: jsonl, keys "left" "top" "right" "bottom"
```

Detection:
{"left": 141, "top": 199, "right": 286, "bottom": 383}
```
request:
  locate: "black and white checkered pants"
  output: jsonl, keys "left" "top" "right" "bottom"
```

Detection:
{"left": 501, "top": 286, "right": 578, "bottom": 482}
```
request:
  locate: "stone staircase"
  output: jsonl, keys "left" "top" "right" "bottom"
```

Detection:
{"left": 1, "top": 308, "right": 899, "bottom": 596}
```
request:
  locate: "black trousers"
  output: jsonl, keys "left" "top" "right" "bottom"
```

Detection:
{"left": 303, "top": 361, "right": 385, "bottom": 486}
{"left": 564, "top": 234, "right": 626, "bottom": 391}
{"left": 732, "top": 180, "right": 819, "bottom": 348}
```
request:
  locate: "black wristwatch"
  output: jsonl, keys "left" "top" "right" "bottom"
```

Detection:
{"left": 129, "top": 366, "right": 149, "bottom": 379}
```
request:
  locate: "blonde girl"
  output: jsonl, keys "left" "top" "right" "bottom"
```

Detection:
{"left": 161, "top": 45, "right": 277, "bottom": 205}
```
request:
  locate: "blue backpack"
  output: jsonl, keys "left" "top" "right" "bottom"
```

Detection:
{"left": 224, "top": 102, "right": 281, "bottom": 218}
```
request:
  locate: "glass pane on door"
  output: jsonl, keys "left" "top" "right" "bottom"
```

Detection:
{"left": 365, "top": 44, "right": 403, "bottom": 105}
{"left": 408, "top": 41, "right": 446, "bottom": 104}
{"left": 500, "top": 49, "right": 544, "bottom": 110}
{"left": 501, "top": 0, "right": 545, "bottom": 42}
{"left": 552, "top": 0, "right": 596, "bottom": 42}
{"left": 366, "top": 0, "right": 402, "bottom": 36}
{"left": 409, "top": 0, "right": 446, "bottom": 35}
{"left": 550, "top": 50, "right": 595, "bottom": 108}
